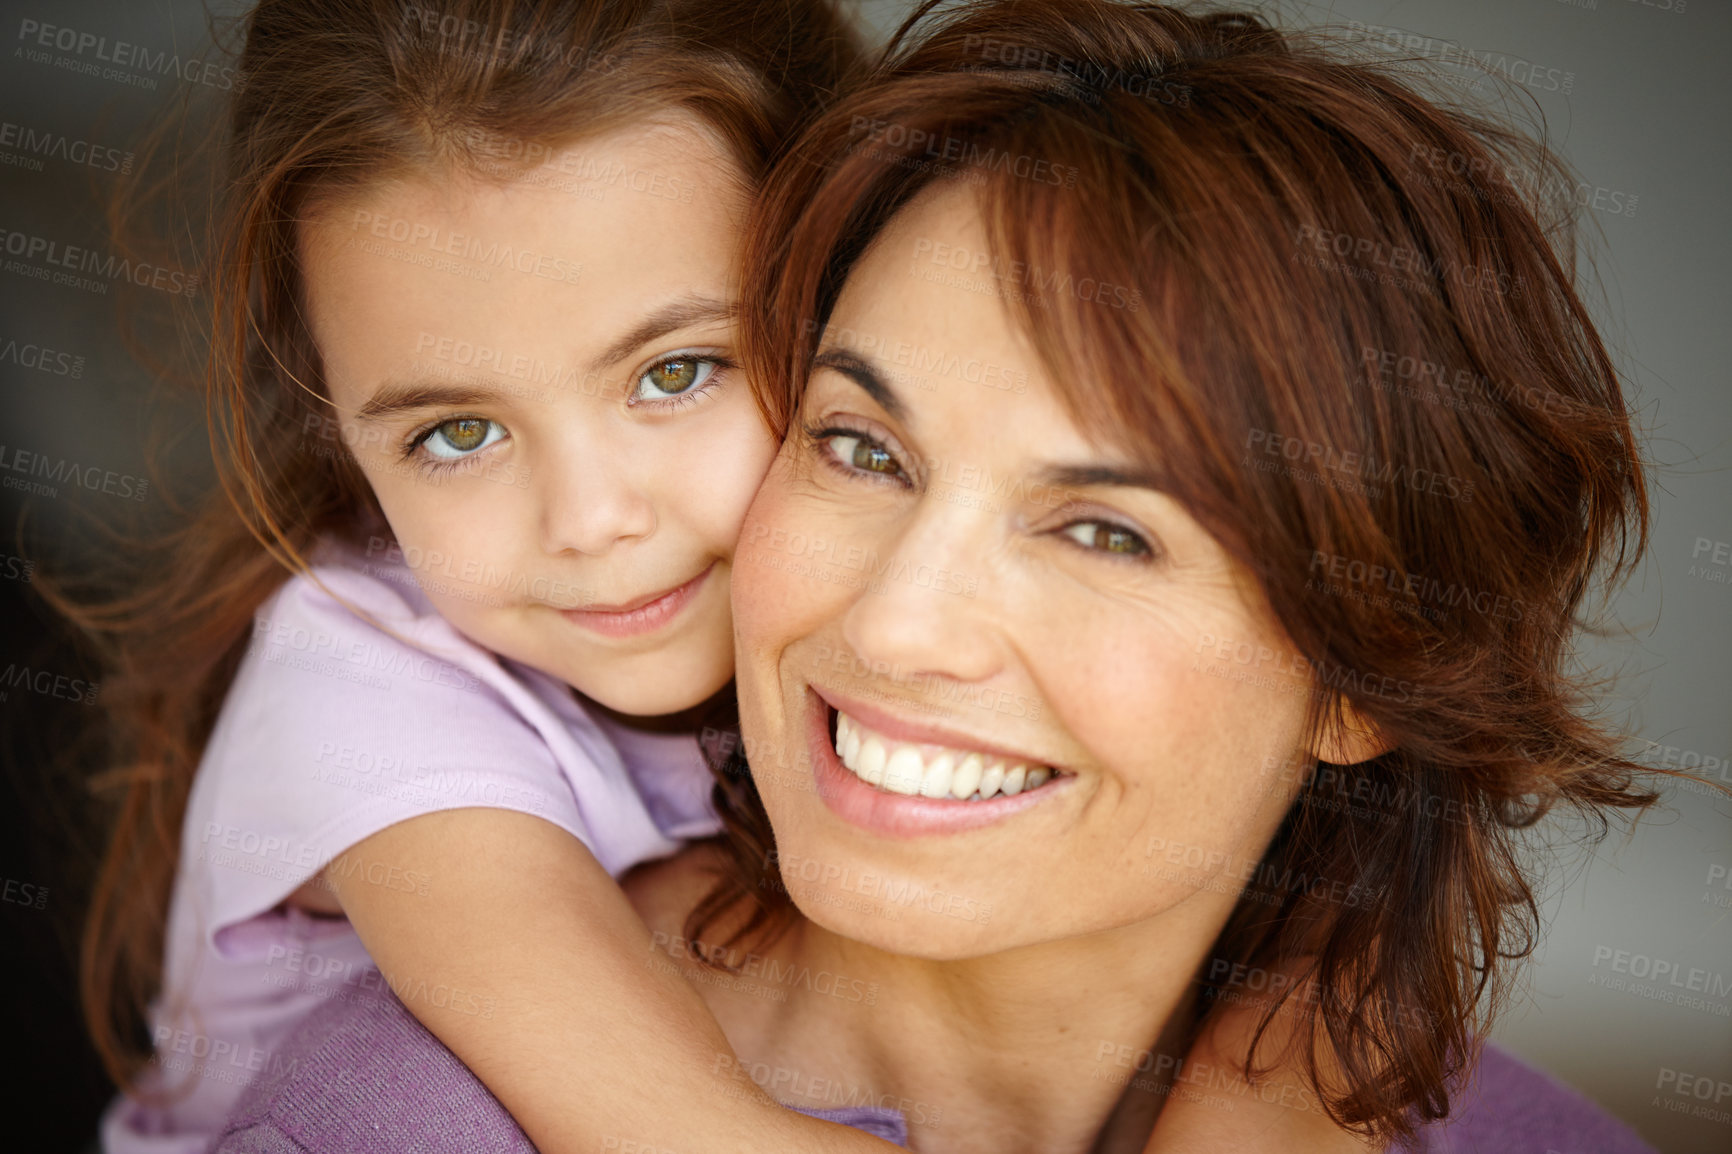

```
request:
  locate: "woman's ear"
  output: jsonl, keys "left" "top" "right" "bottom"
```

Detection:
{"left": 1308, "top": 697, "right": 1392, "bottom": 766}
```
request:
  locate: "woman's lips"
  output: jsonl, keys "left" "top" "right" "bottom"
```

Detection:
{"left": 804, "top": 687, "right": 1067, "bottom": 838}
{"left": 560, "top": 562, "right": 713, "bottom": 639}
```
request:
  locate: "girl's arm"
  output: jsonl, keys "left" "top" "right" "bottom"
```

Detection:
{"left": 316, "top": 807, "right": 901, "bottom": 1154}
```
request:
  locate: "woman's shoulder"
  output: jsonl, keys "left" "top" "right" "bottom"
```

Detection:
{"left": 212, "top": 989, "right": 533, "bottom": 1154}
{"left": 1411, "top": 1043, "right": 1656, "bottom": 1154}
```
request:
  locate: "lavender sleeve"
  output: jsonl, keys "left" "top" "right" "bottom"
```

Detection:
{"left": 211, "top": 986, "right": 908, "bottom": 1152}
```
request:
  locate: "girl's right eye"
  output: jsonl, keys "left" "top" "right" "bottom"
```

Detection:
{"left": 416, "top": 417, "right": 505, "bottom": 461}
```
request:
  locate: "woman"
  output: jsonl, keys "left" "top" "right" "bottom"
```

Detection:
{"left": 214, "top": 1, "right": 1660, "bottom": 1150}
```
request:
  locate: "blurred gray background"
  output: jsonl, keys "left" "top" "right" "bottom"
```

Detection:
{"left": 1, "top": 0, "right": 1726, "bottom": 1149}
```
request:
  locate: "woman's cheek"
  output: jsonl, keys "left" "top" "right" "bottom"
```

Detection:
{"left": 734, "top": 460, "right": 840, "bottom": 655}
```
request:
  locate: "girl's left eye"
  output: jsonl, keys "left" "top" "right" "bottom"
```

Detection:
{"left": 420, "top": 417, "right": 505, "bottom": 460}
{"left": 632, "top": 356, "right": 718, "bottom": 403}
{"left": 1059, "top": 520, "right": 1153, "bottom": 558}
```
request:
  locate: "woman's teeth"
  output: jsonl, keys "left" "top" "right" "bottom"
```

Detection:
{"left": 833, "top": 711, "right": 1054, "bottom": 801}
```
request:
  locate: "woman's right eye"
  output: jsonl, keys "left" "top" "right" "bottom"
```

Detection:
{"left": 823, "top": 431, "right": 904, "bottom": 479}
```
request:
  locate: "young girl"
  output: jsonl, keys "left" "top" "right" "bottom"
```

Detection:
{"left": 84, "top": 2, "right": 895, "bottom": 1151}
{"left": 79, "top": 1, "right": 1362, "bottom": 1152}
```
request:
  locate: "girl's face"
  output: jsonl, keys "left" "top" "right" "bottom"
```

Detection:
{"left": 732, "top": 185, "right": 1380, "bottom": 957}
{"left": 301, "top": 116, "right": 773, "bottom": 717}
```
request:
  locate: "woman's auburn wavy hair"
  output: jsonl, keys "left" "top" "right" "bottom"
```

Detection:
{"left": 687, "top": 0, "right": 1659, "bottom": 1143}
{"left": 65, "top": 0, "right": 862, "bottom": 1096}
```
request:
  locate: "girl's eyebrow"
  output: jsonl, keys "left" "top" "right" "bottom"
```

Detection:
{"left": 356, "top": 383, "right": 498, "bottom": 421}
{"left": 590, "top": 294, "right": 736, "bottom": 370}
{"left": 356, "top": 294, "right": 736, "bottom": 421}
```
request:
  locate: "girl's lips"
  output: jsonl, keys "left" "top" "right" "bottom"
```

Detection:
{"left": 804, "top": 687, "right": 1068, "bottom": 838}
{"left": 560, "top": 563, "right": 713, "bottom": 639}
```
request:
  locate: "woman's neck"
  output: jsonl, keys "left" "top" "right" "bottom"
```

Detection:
{"left": 663, "top": 862, "right": 1240, "bottom": 1154}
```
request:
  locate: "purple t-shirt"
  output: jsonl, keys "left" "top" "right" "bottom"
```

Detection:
{"left": 214, "top": 987, "right": 1656, "bottom": 1153}
{"left": 104, "top": 542, "right": 721, "bottom": 1154}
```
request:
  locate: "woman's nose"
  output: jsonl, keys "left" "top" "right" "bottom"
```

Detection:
{"left": 837, "top": 509, "right": 1004, "bottom": 688}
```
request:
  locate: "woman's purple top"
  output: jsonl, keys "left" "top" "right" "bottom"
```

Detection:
{"left": 212, "top": 988, "right": 1655, "bottom": 1153}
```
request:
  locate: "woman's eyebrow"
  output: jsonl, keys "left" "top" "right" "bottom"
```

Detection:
{"left": 1034, "top": 463, "right": 1167, "bottom": 494}
{"left": 811, "top": 347, "right": 907, "bottom": 422}
{"left": 590, "top": 294, "right": 736, "bottom": 370}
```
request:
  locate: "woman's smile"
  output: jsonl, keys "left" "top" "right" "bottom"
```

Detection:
{"left": 807, "top": 685, "right": 1071, "bottom": 837}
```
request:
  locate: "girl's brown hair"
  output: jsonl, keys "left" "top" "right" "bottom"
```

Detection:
{"left": 69, "top": 0, "right": 861, "bottom": 1093}
{"left": 696, "top": 0, "right": 1657, "bottom": 1143}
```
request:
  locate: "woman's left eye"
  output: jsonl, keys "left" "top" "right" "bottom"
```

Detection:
{"left": 1060, "top": 521, "right": 1153, "bottom": 558}
{"left": 633, "top": 356, "right": 718, "bottom": 402}
{"left": 420, "top": 417, "right": 505, "bottom": 460}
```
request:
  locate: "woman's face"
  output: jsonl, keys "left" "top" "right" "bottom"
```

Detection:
{"left": 301, "top": 116, "right": 774, "bottom": 718}
{"left": 733, "top": 185, "right": 1356, "bottom": 958}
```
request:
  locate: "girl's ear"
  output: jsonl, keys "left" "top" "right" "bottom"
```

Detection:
{"left": 1308, "top": 697, "right": 1392, "bottom": 766}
